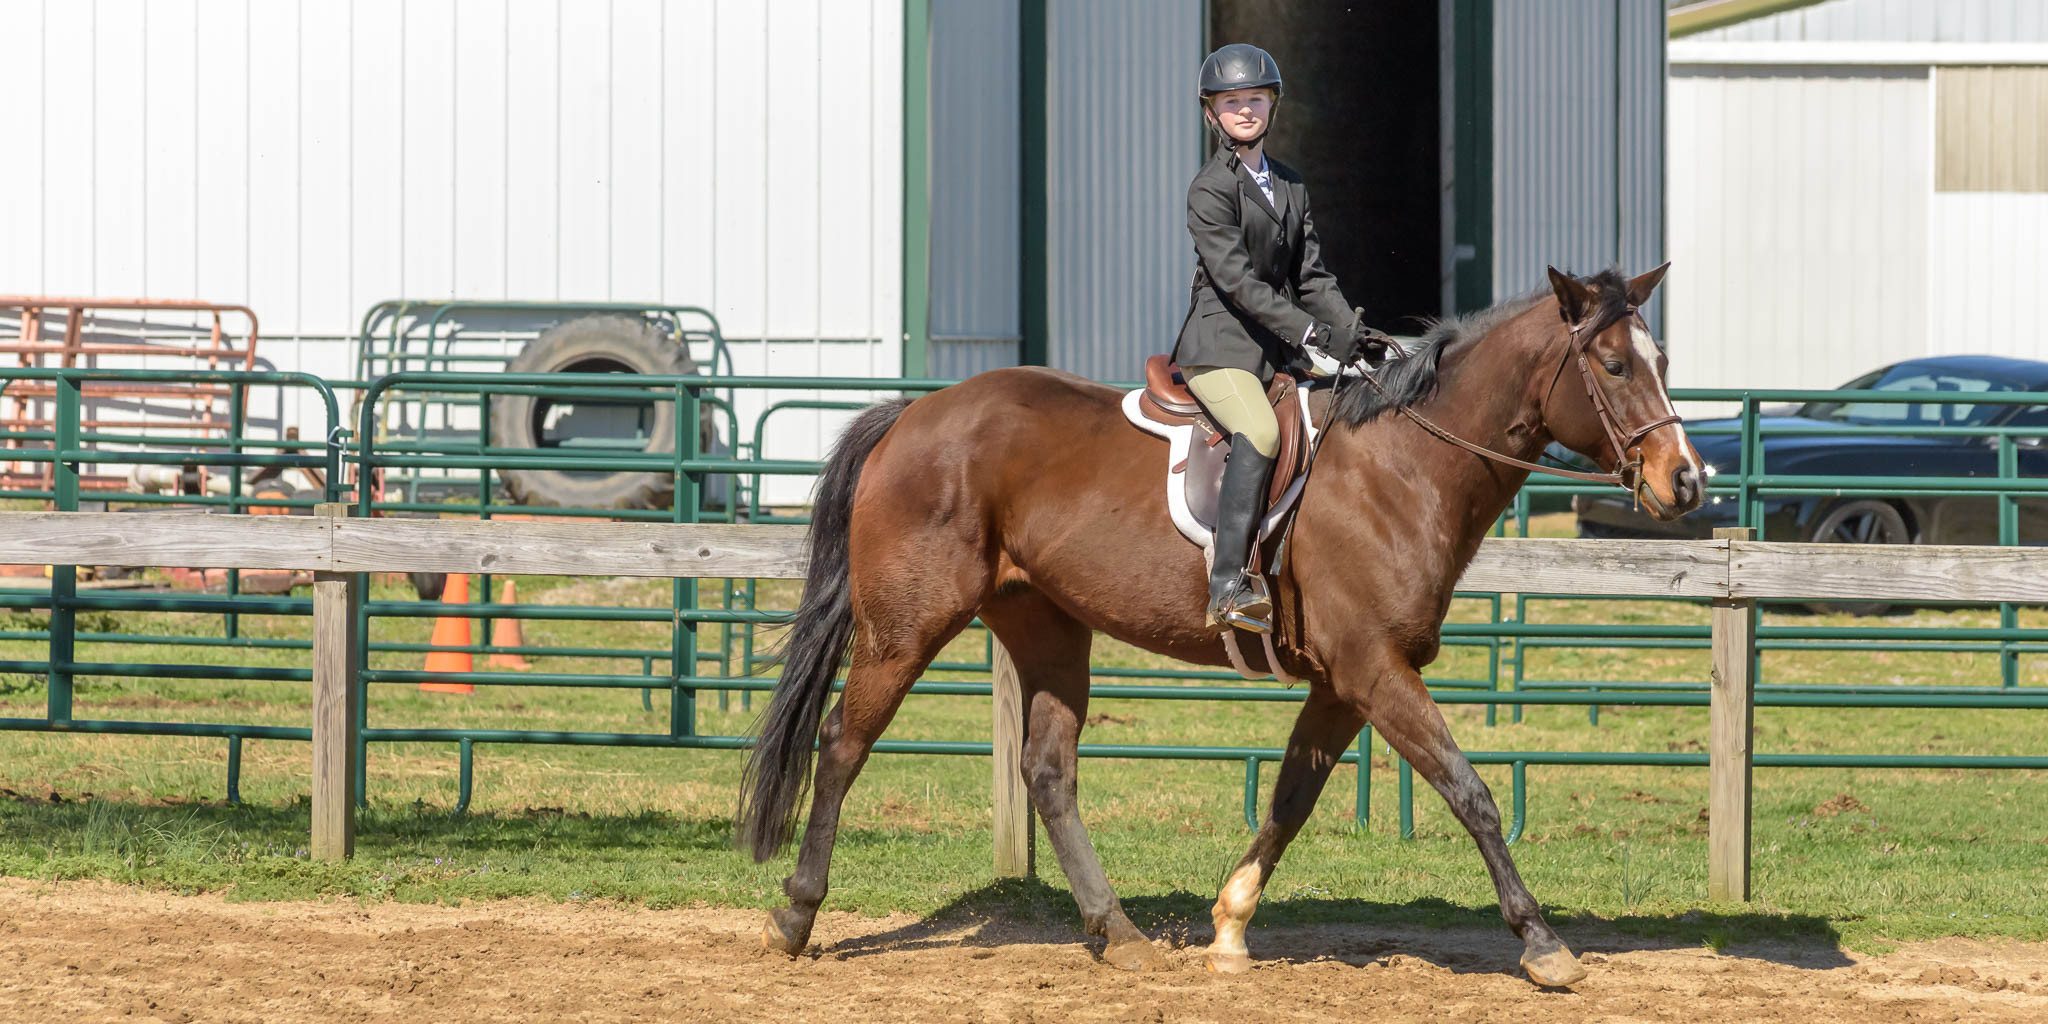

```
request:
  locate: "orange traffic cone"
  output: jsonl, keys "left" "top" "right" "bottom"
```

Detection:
{"left": 419, "top": 573, "right": 475, "bottom": 694}
{"left": 487, "top": 579, "right": 533, "bottom": 670}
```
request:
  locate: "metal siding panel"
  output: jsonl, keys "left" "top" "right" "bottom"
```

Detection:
{"left": 1929, "top": 193, "right": 2048, "bottom": 356}
{"left": 1043, "top": 0, "right": 1195, "bottom": 382}
{"left": 557, "top": 0, "right": 611, "bottom": 301}
{"left": 300, "top": 0, "right": 353, "bottom": 332}
{"left": 0, "top": 0, "right": 42, "bottom": 292}
{"left": 1494, "top": 0, "right": 1661, "bottom": 311}
{"left": 763, "top": 0, "right": 823, "bottom": 340}
{"left": 928, "top": 0, "right": 1021, "bottom": 371}
{"left": 1666, "top": 62, "right": 1716, "bottom": 388}
{"left": 1936, "top": 66, "right": 2048, "bottom": 192}
{"left": 931, "top": 339, "right": 1025, "bottom": 379}
{"left": 661, "top": 0, "right": 717, "bottom": 315}
{"left": 40, "top": 0, "right": 93, "bottom": 295}
{"left": 607, "top": 0, "right": 664, "bottom": 304}
{"left": 503, "top": 0, "right": 561, "bottom": 300}
{"left": 817, "top": 0, "right": 885, "bottom": 340}
{"left": 450, "top": 0, "right": 510, "bottom": 300}
{"left": 247, "top": 0, "right": 301, "bottom": 332}
{"left": 710, "top": 0, "right": 768, "bottom": 341}
{"left": 399, "top": 1, "right": 458, "bottom": 303}
{"left": 143, "top": 0, "right": 199, "bottom": 302}
{"left": 193, "top": 0, "right": 250, "bottom": 307}
{"left": 1621, "top": 0, "right": 1667, "bottom": 332}
{"left": 93, "top": 0, "right": 147, "bottom": 298}
{"left": 871, "top": 0, "right": 906, "bottom": 380}
{"left": 1700, "top": 0, "right": 2048, "bottom": 42}
{"left": 1665, "top": 66, "right": 1930, "bottom": 392}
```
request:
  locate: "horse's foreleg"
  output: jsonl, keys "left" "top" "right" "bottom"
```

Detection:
{"left": 1204, "top": 688, "right": 1363, "bottom": 974}
{"left": 985, "top": 592, "right": 1164, "bottom": 971}
{"left": 1369, "top": 669, "right": 1586, "bottom": 988}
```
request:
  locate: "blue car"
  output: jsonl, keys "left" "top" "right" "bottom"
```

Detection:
{"left": 1573, "top": 355, "right": 2048, "bottom": 556}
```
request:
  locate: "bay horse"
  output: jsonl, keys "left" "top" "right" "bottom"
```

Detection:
{"left": 738, "top": 266, "right": 1704, "bottom": 986}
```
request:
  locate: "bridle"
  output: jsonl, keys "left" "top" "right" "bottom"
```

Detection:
{"left": 1356, "top": 305, "right": 1682, "bottom": 495}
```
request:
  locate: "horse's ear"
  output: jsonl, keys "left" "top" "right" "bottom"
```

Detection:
{"left": 1546, "top": 266, "right": 1592, "bottom": 324}
{"left": 1626, "top": 262, "right": 1671, "bottom": 306}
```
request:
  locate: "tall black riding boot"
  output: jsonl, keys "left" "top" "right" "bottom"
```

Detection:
{"left": 1206, "top": 436, "right": 1277, "bottom": 633}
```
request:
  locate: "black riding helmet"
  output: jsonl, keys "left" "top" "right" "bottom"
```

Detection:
{"left": 1199, "top": 43, "right": 1282, "bottom": 148}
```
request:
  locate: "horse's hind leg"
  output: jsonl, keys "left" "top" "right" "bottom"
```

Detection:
{"left": 1367, "top": 665, "right": 1586, "bottom": 987}
{"left": 762, "top": 606, "right": 977, "bottom": 955}
{"left": 982, "top": 590, "right": 1165, "bottom": 971}
{"left": 1204, "top": 687, "right": 1364, "bottom": 974}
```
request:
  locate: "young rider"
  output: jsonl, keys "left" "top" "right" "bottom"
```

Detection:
{"left": 1174, "top": 43, "right": 1370, "bottom": 634}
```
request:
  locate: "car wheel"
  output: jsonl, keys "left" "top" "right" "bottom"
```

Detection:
{"left": 1803, "top": 499, "right": 1911, "bottom": 616}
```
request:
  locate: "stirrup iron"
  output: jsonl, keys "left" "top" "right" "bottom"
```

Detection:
{"left": 1221, "top": 574, "right": 1273, "bottom": 635}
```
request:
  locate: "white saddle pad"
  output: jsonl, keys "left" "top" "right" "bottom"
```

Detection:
{"left": 1119, "top": 386, "right": 1319, "bottom": 554}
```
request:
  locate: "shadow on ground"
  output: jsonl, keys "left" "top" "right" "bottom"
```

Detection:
{"left": 825, "top": 876, "right": 1853, "bottom": 973}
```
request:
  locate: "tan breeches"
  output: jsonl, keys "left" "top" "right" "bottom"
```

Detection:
{"left": 1182, "top": 366, "right": 1278, "bottom": 458}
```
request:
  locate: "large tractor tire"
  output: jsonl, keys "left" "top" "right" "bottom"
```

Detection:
{"left": 489, "top": 315, "right": 714, "bottom": 511}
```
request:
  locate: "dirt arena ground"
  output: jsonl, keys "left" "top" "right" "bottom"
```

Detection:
{"left": 3, "top": 879, "right": 2046, "bottom": 1023}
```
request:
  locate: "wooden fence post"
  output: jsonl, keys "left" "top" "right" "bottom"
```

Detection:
{"left": 1709, "top": 526, "right": 1756, "bottom": 900}
{"left": 990, "top": 639, "right": 1035, "bottom": 877}
{"left": 311, "top": 503, "right": 362, "bottom": 861}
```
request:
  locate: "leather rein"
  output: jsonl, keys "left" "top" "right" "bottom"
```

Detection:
{"left": 1355, "top": 306, "right": 1682, "bottom": 493}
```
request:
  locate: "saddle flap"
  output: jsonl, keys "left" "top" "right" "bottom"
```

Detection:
{"left": 1122, "top": 361, "right": 1321, "bottom": 556}
{"left": 1264, "top": 376, "right": 1306, "bottom": 509}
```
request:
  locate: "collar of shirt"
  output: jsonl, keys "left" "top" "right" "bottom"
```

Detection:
{"left": 1245, "top": 155, "right": 1274, "bottom": 206}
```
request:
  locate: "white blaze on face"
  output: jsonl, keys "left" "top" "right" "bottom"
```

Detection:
{"left": 1631, "top": 321, "right": 1703, "bottom": 479}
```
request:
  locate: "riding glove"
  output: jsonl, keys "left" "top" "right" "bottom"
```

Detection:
{"left": 1315, "top": 322, "right": 1366, "bottom": 365}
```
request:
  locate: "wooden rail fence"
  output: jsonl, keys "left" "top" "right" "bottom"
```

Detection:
{"left": 8, "top": 511, "right": 2048, "bottom": 899}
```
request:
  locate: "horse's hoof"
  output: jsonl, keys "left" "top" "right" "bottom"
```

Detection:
{"left": 1520, "top": 944, "right": 1587, "bottom": 987}
{"left": 1103, "top": 937, "right": 1168, "bottom": 972}
{"left": 1205, "top": 951, "right": 1253, "bottom": 975}
{"left": 760, "top": 911, "right": 806, "bottom": 957}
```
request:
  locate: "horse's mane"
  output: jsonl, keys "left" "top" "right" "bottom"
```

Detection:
{"left": 1328, "top": 269, "right": 1635, "bottom": 428}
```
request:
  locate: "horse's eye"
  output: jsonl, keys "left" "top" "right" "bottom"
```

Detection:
{"left": 1602, "top": 359, "right": 1626, "bottom": 376}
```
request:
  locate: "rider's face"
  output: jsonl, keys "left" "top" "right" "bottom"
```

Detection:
{"left": 1208, "top": 89, "right": 1275, "bottom": 145}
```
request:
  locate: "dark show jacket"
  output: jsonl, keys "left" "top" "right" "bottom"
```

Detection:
{"left": 1172, "top": 145, "right": 1355, "bottom": 381}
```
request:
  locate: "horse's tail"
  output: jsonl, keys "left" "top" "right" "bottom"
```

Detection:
{"left": 737, "top": 396, "right": 912, "bottom": 863}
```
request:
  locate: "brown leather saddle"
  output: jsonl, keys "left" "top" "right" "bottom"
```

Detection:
{"left": 1135, "top": 355, "right": 1311, "bottom": 519}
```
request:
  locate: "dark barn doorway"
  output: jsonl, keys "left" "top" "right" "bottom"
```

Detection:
{"left": 1210, "top": 1, "right": 1445, "bottom": 331}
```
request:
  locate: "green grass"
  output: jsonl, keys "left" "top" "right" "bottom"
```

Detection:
{"left": 2, "top": 514, "right": 2047, "bottom": 954}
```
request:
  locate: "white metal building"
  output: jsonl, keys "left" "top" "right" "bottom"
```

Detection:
{"left": 0, "top": 0, "right": 908, "bottom": 503}
{"left": 0, "top": 1, "right": 1665, "bottom": 501}
{"left": 0, "top": 0, "right": 906, "bottom": 379}
{"left": 1667, "top": 0, "right": 2048, "bottom": 393}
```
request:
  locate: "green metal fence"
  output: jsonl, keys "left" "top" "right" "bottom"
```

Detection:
{"left": 3, "top": 369, "right": 2045, "bottom": 836}
{"left": 0, "top": 368, "right": 343, "bottom": 802}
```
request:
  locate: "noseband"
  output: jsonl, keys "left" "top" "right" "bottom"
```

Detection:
{"left": 1357, "top": 305, "right": 1682, "bottom": 493}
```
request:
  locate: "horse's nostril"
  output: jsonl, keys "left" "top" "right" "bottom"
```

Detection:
{"left": 1672, "top": 465, "right": 1699, "bottom": 506}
